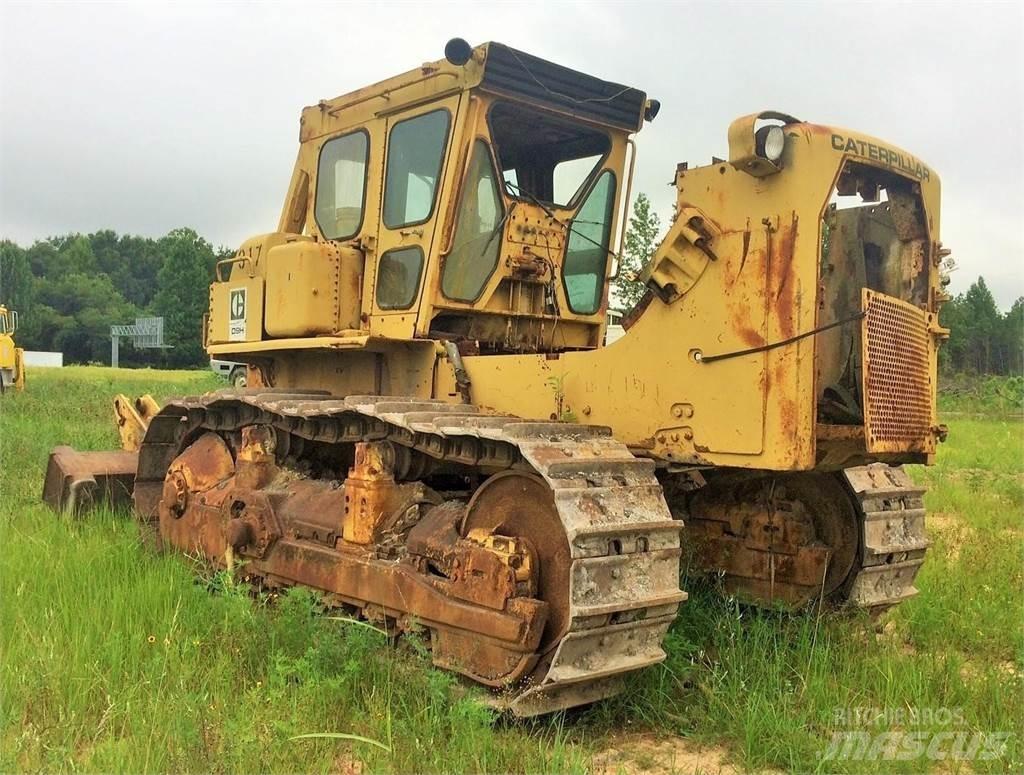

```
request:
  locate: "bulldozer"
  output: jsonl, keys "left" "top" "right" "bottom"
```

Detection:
{"left": 0, "top": 304, "right": 26, "bottom": 392}
{"left": 43, "top": 39, "right": 948, "bottom": 716}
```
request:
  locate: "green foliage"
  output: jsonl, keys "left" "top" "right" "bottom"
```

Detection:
{"left": 940, "top": 277, "right": 1023, "bottom": 376}
{"left": 153, "top": 228, "right": 218, "bottom": 367}
{"left": 939, "top": 374, "right": 1024, "bottom": 414}
{"left": 545, "top": 374, "right": 577, "bottom": 423}
{"left": 1, "top": 230, "right": 226, "bottom": 366}
{"left": 0, "top": 240, "right": 33, "bottom": 311}
{"left": 612, "top": 192, "right": 660, "bottom": 311}
{"left": 34, "top": 272, "right": 138, "bottom": 363}
{"left": 1, "top": 368, "right": 1021, "bottom": 773}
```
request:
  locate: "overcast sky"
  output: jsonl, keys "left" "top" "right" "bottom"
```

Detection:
{"left": 2, "top": 1, "right": 1022, "bottom": 307}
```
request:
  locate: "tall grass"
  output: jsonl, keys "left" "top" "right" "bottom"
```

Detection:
{"left": 2, "top": 367, "right": 1021, "bottom": 772}
{"left": 588, "top": 412, "right": 1024, "bottom": 773}
{"left": 1, "top": 368, "right": 585, "bottom": 773}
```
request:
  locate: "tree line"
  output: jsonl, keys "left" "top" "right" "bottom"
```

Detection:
{"left": 939, "top": 277, "right": 1022, "bottom": 376}
{"left": 0, "top": 205, "right": 1020, "bottom": 375}
{"left": 0, "top": 229, "right": 226, "bottom": 368}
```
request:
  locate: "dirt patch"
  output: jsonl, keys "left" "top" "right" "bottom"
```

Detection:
{"left": 592, "top": 732, "right": 751, "bottom": 775}
{"left": 926, "top": 514, "right": 968, "bottom": 561}
{"left": 330, "top": 754, "right": 364, "bottom": 775}
{"left": 927, "top": 512, "right": 959, "bottom": 533}
{"left": 873, "top": 618, "right": 917, "bottom": 656}
{"left": 959, "top": 658, "right": 1023, "bottom": 685}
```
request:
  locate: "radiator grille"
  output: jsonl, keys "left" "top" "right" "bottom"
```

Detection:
{"left": 861, "top": 290, "right": 933, "bottom": 453}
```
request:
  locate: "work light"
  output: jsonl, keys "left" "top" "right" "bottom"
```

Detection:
{"left": 756, "top": 125, "right": 786, "bottom": 162}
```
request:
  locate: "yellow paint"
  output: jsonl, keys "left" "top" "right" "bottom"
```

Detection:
{"left": 207, "top": 41, "right": 944, "bottom": 474}
{"left": 0, "top": 305, "right": 25, "bottom": 391}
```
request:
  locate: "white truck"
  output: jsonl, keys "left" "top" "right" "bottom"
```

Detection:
{"left": 209, "top": 359, "right": 247, "bottom": 387}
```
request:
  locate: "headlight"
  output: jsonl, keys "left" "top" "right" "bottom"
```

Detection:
{"left": 756, "top": 125, "right": 786, "bottom": 162}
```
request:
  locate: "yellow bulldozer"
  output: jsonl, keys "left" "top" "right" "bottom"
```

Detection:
{"left": 0, "top": 304, "right": 26, "bottom": 393}
{"left": 44, "top": 39, "right": 948, "bottom": 715}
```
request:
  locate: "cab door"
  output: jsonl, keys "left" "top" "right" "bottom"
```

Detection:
{"left": 370, "top": 95, "right": 463, "bottom": 339}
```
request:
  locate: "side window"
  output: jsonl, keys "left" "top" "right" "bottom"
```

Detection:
{"left": 315, "top": 131, "right": 369, "bottom": 240}
{"left": 376, "top": 246, "right": 424, "bottom": 310}
{"left": 563, "top": 170, "right": 616, "bottom": 315}
{"left": 441, "top": 141, "right": 504, "bottom": 301}
{"left": 383, "top": 110, "right": 451, "bottom": 229}
{"left": 553, "top": 155, "right": 603, "bottom": 206}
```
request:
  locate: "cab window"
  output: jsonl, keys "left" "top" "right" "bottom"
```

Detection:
{"left": 383, "top": 110, "right": 451, "bottom": 228}
{"left": 563, "top": 170, "right": 615, "bottom": 315}
{"left": 376, "top": 246, "right": 424, "bottom": 310}
{"left": 489, "top": 102, "right": 610, "bottom": 207}
{"left": 441, "top": 141, "right": 504, "bottom": 301}
{"left": 315, "top": 130, "right": 369, "bottom": 240}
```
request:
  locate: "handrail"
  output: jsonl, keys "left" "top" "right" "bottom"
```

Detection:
{"left": 215, "top": 256, "right": 254, "bottom": 282}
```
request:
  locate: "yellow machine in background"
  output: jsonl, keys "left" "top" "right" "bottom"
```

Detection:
{"left": 0, "top": 305, "right": 25, "bottom": 392}
{"left": 46, "top": 39, "right": 948, "bottom": 715}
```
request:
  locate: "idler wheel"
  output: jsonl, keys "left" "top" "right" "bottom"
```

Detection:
{"left": 462, "top": 472, "right": 570, "bottom": 656}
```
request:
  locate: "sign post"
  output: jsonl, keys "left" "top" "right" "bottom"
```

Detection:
{"left": 110, "top": 317, "right": 171, "bottom": 367}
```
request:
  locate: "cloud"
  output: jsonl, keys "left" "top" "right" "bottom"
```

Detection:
{"left": 1, "top": 1, "right": 1021, "bottom": 307}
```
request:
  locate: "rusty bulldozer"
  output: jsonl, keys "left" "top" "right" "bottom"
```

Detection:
{"left": 44, "top": 39, "right": 948, "bottom": 715}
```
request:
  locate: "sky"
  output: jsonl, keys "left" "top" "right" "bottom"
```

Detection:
{"left": 1, "top": 1, "right": 1022, "bottom": 308}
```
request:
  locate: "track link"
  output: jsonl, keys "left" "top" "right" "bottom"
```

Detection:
{"left": 134, "top": 389, "right": 686, "bottom": 716}
{"left": 841, "top": 463, "right": 930, "bottom": 612}
{"left": 678, "top": 464, "right": 929, "bottom": 615}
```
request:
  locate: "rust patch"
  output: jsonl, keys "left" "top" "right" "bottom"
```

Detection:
{"left": 42, "top": 447, "right": 139, "bottom": 516}
{"left": 621, "top": 289, "right": 654, "bottom": 331}
{"left": 681, "top": 471, "right": 858, "bottom": 607}
{"left": 772, "top": 212, "right": 799, "bottom": 339}
{"left": 739, "top": 228, "right": 751, "bottom": 273}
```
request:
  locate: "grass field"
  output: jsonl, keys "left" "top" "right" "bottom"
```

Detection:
{"left": 1, "top": 367, "right": 1021, "bottom": 773}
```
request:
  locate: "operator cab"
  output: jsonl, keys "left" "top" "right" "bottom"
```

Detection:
{"left": 207, "top": 41, "right": 653, "bottom": 363}
{"left": 0, "top": 306, "right": 18, "bottom": 335}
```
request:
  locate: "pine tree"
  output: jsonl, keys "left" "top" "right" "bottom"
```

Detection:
{"left": 961, "top": 277, "right": 1002, "bottom": 373}
{"left": 613, "top": 193, "right": 661, "bottom": 311}
{"left": 999, "top": 297, "right": 1023, "bottom": 376}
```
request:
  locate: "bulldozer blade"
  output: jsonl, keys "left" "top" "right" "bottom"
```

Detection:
{"left": 113, "top": 393, "right": 160, "bottom": 452}
{"left": 43, "top": 446, "right": 139, "bottom": 517}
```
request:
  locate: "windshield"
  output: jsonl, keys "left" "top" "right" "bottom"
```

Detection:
{"left": 488, "top": 102, "right": 610, "bottom": 207}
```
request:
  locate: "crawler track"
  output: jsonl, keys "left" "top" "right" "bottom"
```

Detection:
{"left": 677, "top": 463, "right": 929, "bottom": 615}
{"left": 133, "top": 389, "right": 686, "bottom": 716}
{"left": 840, "top": 463, "right": 929, "bottom": 612}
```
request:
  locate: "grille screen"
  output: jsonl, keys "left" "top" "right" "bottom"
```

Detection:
{"left": 861, "top": 290, "right": 933, "bottom": 453}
